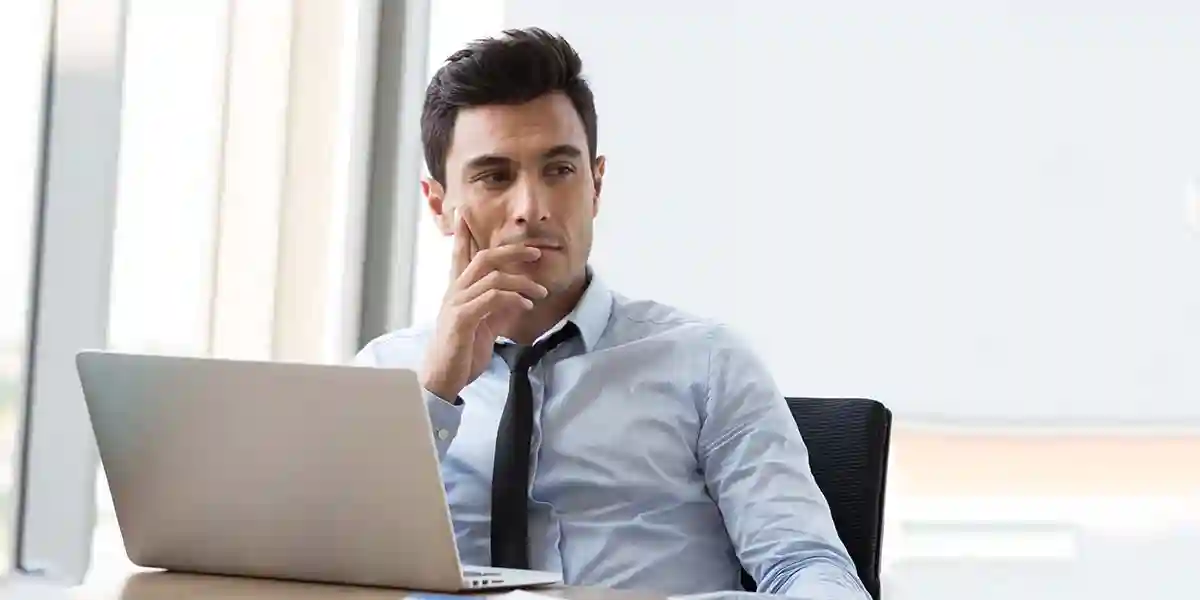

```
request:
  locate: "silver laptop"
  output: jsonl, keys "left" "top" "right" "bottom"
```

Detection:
{"left": 75, "top": 350, "right": 561, "bottom": 592}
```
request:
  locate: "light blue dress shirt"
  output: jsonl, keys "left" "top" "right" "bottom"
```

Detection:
{"left": 355, "top": 273, "right": 869, "bottom": 600}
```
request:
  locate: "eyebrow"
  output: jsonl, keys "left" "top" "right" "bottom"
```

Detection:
{"left": 542, "top": 144, "right": 583, "bottom": 160}
{"left": 462, "top": 144, "right": 585, "bottom": 174}
{"left": 463, "top": 154, "right": 513, "bottom": 172}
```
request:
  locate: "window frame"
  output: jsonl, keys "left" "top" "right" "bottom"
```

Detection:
{"left": 12, "top": 0, "right": 432, "bottom": 584}
{"left": 12, "top": 0, "right": 128, "bottom": 581}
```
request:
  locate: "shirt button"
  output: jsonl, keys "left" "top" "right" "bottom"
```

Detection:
{"left": 436, "top": 429, "right": 450, "bottom": 441}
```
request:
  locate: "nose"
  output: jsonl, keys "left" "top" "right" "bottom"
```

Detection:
{"left": 510, "top": 178, "right": 550, "bottom": 225}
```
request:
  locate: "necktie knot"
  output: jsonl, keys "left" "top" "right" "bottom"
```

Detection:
{"left": 497, "top": 321, "right": 581, "bottom": 372}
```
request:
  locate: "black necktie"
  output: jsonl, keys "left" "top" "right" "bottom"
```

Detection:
{"left": 490, "top": 322, "right": 580, "bottom": 568}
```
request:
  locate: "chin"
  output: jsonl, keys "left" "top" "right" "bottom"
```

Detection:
{"left": 521, "top": 263, "right": 567, "bottom": 292}
{"left": 518, "top": 252, "right": 580, "bottom": 290}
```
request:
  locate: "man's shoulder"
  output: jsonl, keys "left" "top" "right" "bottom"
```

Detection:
{"left": 353, "top": 322, "right": 434, "bottom": 368}
{"left": 609, "top": 291, "right": 768, "bottom": 369}
{"left": 606, "top": 292, "right": 740, "bottom": 348}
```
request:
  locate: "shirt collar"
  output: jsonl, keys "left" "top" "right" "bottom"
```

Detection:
{"left": 496, "top": 266, "right": 613, "bottom": 352}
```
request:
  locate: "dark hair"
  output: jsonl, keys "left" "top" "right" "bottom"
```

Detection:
{"left": 420, "top": 27, "right": 598, "bottom": 186}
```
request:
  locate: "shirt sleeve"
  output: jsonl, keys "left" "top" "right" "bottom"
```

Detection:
{"left": 421, "top": 388, "right": 465, "bottom": 458}
{"left": 353, "top": 337, "right": 464, "bottom": 460}
{"left": 697, "top": 326, "right": 870, "bottom": 600}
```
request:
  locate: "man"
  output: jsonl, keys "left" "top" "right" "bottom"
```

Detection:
{"left": 356, "top": 27, "right": 869, "bottom": 600}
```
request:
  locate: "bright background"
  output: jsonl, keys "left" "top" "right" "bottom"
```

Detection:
{"left": 3, "top": 1, "right": 1198, "bottom": 598}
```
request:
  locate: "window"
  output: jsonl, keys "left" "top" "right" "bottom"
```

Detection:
{"left": 88, "top": 0, "right": 382, "bottom": 581}
{"left": 89, "top": 0, "right": 233, "bottom": 578}
{"left": 8, "top": 0, "right": 390, "bottom": 583}
{"left": 0, "top": 0, "right": 53, "bottom": 573}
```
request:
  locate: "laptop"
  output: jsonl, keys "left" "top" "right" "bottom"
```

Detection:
{"left": 75, "top": 350, "right": 562, "bottom": 592}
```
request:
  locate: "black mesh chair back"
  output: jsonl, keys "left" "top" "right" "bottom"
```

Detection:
{"left": 740, "top": 397, "right": 891, "bottom": 599}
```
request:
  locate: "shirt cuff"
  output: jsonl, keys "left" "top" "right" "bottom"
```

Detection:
{"left": 782, "top": 562, "right": 871, "bottom": 600}
{"left": 423, "top": 388, "right": 464, "bottom": 458}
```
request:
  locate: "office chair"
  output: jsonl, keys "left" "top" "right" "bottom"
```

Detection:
{"left": 740, "top": 397, "right": 892, "bottom": 599}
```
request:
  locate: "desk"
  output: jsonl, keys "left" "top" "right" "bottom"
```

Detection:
{"left": 4, "top": 571, "right": 668, "bottom": 600}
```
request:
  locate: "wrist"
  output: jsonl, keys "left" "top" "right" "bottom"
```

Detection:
{"left": 419, "top": 371, "right": 462, "bottom": 403}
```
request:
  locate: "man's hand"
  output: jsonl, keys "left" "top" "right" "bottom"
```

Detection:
{"left": 420, "top": 211, "right": 547, "bottom": 402}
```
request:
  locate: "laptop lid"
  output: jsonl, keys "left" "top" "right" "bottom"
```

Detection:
{"left": 76, "top": 350, "right": 466, "bottom": 590}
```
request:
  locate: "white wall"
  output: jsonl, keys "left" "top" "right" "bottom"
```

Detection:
{"left": 503, "top": 0, "right": 1200, "bottom": 424}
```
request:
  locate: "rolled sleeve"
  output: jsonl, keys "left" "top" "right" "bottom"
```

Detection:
{"left": 698, "top": 326, "right": 869, "bottom": 600}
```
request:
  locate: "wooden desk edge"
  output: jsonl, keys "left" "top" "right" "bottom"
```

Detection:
{"left": 3, "top": 570, "right": 669, "bottom": 600}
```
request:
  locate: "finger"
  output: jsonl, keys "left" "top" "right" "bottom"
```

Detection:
{"left": 456, "top": 244, "right": 542, "bottom": 287}
{"left": 450, "top": 208, "right": 472, "bottom": 280}
{"left": 454, "top": 271, "right": 548, "bottom": 305}
{"left": 456, "top": 289, "right": 533, "bottom": 326}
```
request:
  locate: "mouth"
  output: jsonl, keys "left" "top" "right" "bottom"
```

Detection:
{"left": 527, "top": 241, "right": 564, "bottom": 252}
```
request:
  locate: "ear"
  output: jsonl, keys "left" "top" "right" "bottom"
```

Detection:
{"left": 591, "top": 155, "right": 606, "bottom": 217}
{"left": 423, "top": 178, "right": 454, "bottom": 236}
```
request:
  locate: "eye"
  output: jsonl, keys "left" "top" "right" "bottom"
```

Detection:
{"left": 472, "top": 170, "right": 512, "bottom": 188}
{"left": 545, "top": 163, "right": 576, "bottom": 178}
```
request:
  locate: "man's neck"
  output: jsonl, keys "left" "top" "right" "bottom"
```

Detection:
{"left": 501, "top": 273, "right": 589, "bottom": 345}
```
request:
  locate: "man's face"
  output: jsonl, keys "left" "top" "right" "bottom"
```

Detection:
{"left": 425, "top": 92, "right": 604, "bottom": 295}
